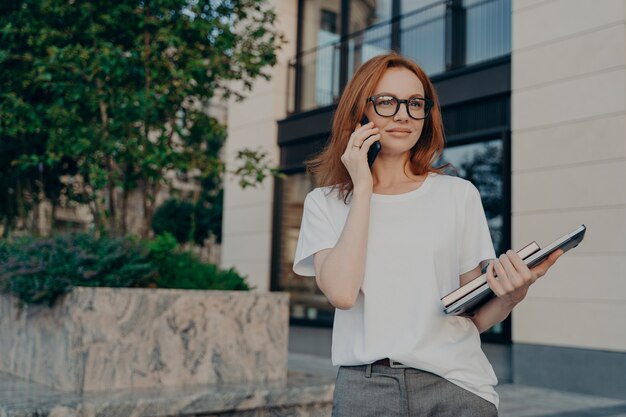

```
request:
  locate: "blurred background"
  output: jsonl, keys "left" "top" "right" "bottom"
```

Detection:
{"left": 1, "top": 0, "right": 625, "bottom": 415}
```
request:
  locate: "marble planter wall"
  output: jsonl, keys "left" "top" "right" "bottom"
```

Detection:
{"left": 0, "top": 287, "right": 289, "bottom": 393}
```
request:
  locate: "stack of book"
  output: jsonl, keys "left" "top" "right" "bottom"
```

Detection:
{"left": 441, "top": 242, "right": 540, "bottom": 316}
{"left": 441, "top": 224, "right": 587, "bottom": 316}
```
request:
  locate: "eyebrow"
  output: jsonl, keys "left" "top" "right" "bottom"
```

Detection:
{"left": 375, "top": 92, "right": 426, "bottom": 99}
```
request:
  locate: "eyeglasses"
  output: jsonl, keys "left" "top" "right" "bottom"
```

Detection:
{"left": 367, "top": 95, "right": 433, "bottom": 120}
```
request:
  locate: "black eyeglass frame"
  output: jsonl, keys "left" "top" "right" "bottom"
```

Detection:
{"left": 367, "top": 95, "right": 434, "bottom": 120}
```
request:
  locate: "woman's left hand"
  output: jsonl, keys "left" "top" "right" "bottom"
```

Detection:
{"left": 485, "top": 249, "right": 564, "bottom": 307}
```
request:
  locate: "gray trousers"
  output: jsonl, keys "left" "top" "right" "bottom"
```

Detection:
{"left": 331, "top": 364, "right": 498, "bottom": 417}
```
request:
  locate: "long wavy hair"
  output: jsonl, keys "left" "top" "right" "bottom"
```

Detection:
{"left": 306, "top": 53, "right": 446, "bottom": 202}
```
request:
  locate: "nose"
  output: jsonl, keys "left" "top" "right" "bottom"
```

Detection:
{"left": 393, "top": 102, "right": 410, "bottom": 121}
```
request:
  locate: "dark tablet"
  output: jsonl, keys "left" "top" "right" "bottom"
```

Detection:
{"left": 523, "top": 224, "right": 586, "bottom": 269}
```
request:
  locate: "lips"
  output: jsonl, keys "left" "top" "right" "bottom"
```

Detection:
{"left": 386, "top": 128, "right": 412, "bottom": 133}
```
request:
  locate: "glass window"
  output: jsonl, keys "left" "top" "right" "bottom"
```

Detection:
{"left": 464, "top": 0, "right": 512, "bottom": 65}
{"left": 320, "top": 9, "right": 338, "bottom": 33}
{"left": 350, "top": 0, "right": 392, "bottom": 32}
{"left": 347, "top": 1, "right": 394, "bottom": 99}
{"left": 301, "top": 0, "right": 342, "bottom": 53}
{"left": 439, "top": 139, "right": 504, "bottom": 254}
{"left": 400, "top": 0, "right": 440, "bottom": 14}
{"left": 300, "top": 0, "right": 342, "bottom": 110}
{"left": 294, "top": 0, "right": 511, "bottom": 112}
{"left": 400, "top": 1, "right": 446, "bottom": 75}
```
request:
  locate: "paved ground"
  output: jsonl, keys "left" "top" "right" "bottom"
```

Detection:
{"left": 288, "top": 352, "right": 626, "bottom": 417}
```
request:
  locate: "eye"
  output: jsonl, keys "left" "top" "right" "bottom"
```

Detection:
{"left": 375, "top": 96, "right": 397, "bottom": 107}
{"left": 408, "top": 99, "right": 424, "bottom": 109}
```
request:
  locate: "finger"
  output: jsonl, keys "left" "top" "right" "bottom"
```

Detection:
{"left": 353, "top": 121, "right": 373, "bottom": 140}
{"left": 353, "top": 128, "right": 379, "bottom": 149}
{"left": 486, "top": 261, "right": 504, "bottom": 296}
{"left": 356, "top": 120, "right": 373, "bottom": 130}
{"left": 347, "top": 122, "right": 371, "bottom": 149}
{"left": 504, "top": 250, "right": 533, "bottom": 286}
{"left": 547, "top": 249, "right": 564, "bottom": 264}
{"left": 510, "top": 254, "right": 535, "bottom": 287}
{"left": 531, "top": 249, "right": 564, "bottom": 277}
{"left": 493, "top": 259, "right": 515, "bottom": 292}
{"left": 498, "top": 253, "right": 521, "bottom": 286}
{"left": 507, "top": 249, "right": 530, "bottom": 278}
{"left": 352, "top": 133, "right": 380, "bottom": 149}
{"left": 346, "top": 130, "right": 358, "bottom": 150}
{"left": 360, "top": 133, "right": 381, "bottom": 150}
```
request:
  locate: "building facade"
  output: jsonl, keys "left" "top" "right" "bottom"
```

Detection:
{"left": 222, "top": 0, "right": 626, "bottom": 398}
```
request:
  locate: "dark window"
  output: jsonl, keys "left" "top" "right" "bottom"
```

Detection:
{"left": 321, "top": 9, "right": 338, "bottom": 33}
{"left": 440, "top": 139, "right": 505, "bottom": 255}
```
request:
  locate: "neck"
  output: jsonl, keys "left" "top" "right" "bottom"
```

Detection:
{"left": 371, "top": 152, "right": 422, "bottom": 189}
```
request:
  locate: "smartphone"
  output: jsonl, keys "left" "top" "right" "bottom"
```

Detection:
{"left": 360, "top": 116, "right": 381, "bottom": 168}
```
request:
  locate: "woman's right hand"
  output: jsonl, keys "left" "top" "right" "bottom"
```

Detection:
{"left": 340, "top": 121, "right": 381, "bottom": 193}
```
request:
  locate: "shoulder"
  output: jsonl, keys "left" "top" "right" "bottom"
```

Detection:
{"left": 429, "top": 173, "right": 477, "bottom": 195}
{"left": 304, "top": 186, "right": 346, "bottom": 212}
{"left": 307, "top": 186, "right": 337, "bottom": 201}
{"left": 307, "top": 186, "right": 345, "bottom": 204}
{"left": 428, "top": 174, "right": 483, "bottom": 208}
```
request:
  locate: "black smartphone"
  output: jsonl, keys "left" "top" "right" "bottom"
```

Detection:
{"left": 360, "top": 116, "right": 381, "bottom": 168}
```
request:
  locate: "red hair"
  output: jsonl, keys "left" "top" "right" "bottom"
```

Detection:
{"left": 306, "top": 52, "right": 446, "bottom": 202}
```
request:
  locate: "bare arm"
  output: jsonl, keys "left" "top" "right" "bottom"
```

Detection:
{"left": 313, "top": 121, "right": 381, "bottom": 310}
{"left": 314, "top": 190, "right": 372, "bottom": 309}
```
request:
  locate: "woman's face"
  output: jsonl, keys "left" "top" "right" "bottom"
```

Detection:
{"left": 364, "top": 67, "right": 426, "bottom": 157}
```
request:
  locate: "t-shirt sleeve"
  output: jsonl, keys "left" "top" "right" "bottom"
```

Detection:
{"left": 292, "top": 189, "right": 339, "bottom": 277}
{"left": 458, "top": 182, "right": 496, "bottom": 274}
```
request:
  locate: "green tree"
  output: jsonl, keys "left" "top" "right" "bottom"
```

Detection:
{"left": 0, "top": 0, "right": 283, "bottom": 236}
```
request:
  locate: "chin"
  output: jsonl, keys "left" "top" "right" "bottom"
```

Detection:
{"left": 380, "top": 148, "right": 414, "bottom": 159}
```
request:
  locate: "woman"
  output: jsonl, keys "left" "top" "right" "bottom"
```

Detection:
{"left": 292, "top": 53, "right": 562, "bottom": 416}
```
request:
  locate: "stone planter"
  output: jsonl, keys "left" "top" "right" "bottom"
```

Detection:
{"left": 0, "top": 287, "right": 289, "bottom": 393}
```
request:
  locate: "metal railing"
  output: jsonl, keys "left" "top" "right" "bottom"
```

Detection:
{"left": 287, "top": 0, "right": 511, "bottom": 114}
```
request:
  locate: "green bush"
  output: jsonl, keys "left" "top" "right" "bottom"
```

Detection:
{"left": 0, "top": 233, "right": 250, "bottom": 306}
{"left": 151, "top": 199, "right": 195, "bottom": 244}
{"left": 151, "top": 197, "right": 222, "bottom": 245}
{"left": 147, "top": 234, "right": 249, "bottom": 291}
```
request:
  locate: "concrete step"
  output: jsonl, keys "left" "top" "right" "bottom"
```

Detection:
{"left": 0, "top": 370, "right": 334, "bottom": 417}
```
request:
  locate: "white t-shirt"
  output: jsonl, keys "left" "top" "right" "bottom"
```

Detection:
{"left": 292, "top": 173, "right": 499, "bottom": 407}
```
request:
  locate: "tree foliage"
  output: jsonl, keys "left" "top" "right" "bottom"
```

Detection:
{"left": 0, "top": 0, "right": 284, "bottom": 236}
{"left": 151, "top": 197, "right": 222, "bottom": 245}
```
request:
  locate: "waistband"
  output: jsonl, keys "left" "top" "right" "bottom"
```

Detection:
{"left": 372, "top": 358, "right": 411, "bottom": 368}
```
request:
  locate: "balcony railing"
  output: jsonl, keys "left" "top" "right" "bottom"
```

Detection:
{"left": 287, "top": 0, "right": 511, "bottom": 114}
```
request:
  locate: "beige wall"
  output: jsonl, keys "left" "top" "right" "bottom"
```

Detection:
{"left": 511, "top": 0, "right": 626, "bottom": 350}
{"left": 221, "top": 0, "right": 298, "bottom": 292}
